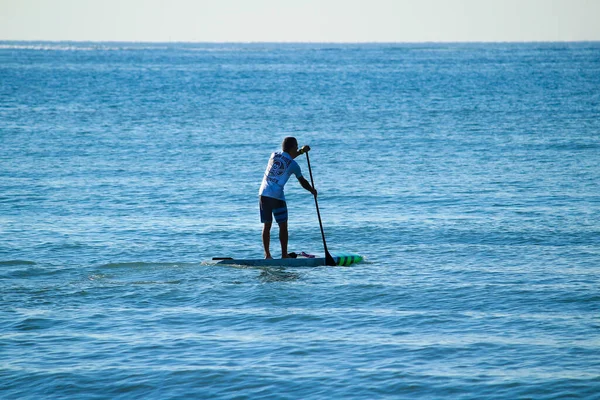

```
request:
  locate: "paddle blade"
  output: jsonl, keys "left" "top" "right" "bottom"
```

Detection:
{"left": 325, "top": 252, "right": 336, "bottom": 266}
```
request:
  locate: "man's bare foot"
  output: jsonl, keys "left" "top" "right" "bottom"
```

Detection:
{"left": 265, "top": 254, "right": 273, "bottom": 259}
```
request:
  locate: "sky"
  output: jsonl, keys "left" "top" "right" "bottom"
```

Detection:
{"left": 1, "top": 0, "right": 599, "bottom": 42}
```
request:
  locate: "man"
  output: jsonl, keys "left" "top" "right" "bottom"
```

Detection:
{"left": 259, "top": 137, "right": 317, "bottom": 259}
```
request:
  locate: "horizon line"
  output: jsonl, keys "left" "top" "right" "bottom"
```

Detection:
{"left": 1, "top": 39, "right": 599, "bottom": 44}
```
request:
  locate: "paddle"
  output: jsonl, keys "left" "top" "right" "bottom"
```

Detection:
{"left": 304, "top": 151, "right": 336, "bottom": 266}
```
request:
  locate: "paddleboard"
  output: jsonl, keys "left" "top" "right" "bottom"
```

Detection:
{"left": 212, "top": 252, "right": 363, "bottom": 267}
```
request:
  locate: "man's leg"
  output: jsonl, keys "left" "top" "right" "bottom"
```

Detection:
{"left": 278, "top": 221, "right": 289, "bottom": 258}
{"left": 262, "top": 221, "right": 273, "bottom": 259}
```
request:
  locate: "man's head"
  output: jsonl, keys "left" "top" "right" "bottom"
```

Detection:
{"left": 282, "top": 137, "right": 299, "bottom": 154}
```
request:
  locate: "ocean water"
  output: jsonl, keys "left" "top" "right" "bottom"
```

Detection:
{"left": 1, "top": 41, "right": 599, "bottom": 399}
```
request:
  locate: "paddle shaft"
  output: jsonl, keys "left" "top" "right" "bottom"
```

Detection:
{"left": 305, "top": 152, "right": 336, "bottom": 266}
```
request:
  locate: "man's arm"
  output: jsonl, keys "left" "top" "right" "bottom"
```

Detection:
{"left": 298, "top": 176, "right": 317, "bottom": 197}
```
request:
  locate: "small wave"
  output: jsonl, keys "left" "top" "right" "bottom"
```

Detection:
{"left": 14, "top": 317, "right": 59, "bottom": 331}
{"left": 130, "top": 280, "right": 182, "bottom": 285}
{"left": 98, "top": 261, "right": 196, "bottom": 269}
{"left": 0, "top": 260, "right": 37, "bottom": 266}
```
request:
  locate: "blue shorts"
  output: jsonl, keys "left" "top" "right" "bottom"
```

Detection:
{"left": 259, "top": 196, "right": 288, "bottom": 224}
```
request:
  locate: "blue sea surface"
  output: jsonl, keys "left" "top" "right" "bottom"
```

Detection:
{"left": 1, "top": 42, "right": 599, "bottom": 399}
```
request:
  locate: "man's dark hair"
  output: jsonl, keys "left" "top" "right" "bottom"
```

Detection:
{"left": 282, "top": 137, "right": 298, "bottom": 153}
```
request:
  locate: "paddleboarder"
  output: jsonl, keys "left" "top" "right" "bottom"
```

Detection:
{"left": 259, "top": 137, "right": 317, "bottom": 259}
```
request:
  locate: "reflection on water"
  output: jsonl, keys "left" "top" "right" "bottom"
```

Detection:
{"left": 258, "top": 267, "right": 301, "bottom": 283}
